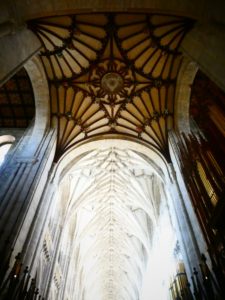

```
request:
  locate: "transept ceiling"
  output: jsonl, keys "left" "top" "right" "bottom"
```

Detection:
{"left": 28, "top": 13, "right": 194, "bottom": 161}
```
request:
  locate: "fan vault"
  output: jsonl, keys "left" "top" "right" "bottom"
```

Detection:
{"left": 28, "top": 13, "right": 193, "bottom": 161}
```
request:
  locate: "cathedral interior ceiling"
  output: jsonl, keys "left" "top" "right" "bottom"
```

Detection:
{"left": 55, "top": 147, "right": 169, "bottom": 300}
{"left": 28, "top": 13, "right": 194, "bottom": 161}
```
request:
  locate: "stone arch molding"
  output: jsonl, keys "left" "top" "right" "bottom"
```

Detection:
{"left": 46, "top": 139, "right": 174, "bottom": 300}
{"left": 174, "top": 57, "right": 198, "bottom": 133}
{"left": 17, "top": 56, "right": 50, "bottom": 159}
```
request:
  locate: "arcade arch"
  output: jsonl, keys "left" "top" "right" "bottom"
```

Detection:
{"left": 36, "top": 139, "right": 180, "bottom": 300}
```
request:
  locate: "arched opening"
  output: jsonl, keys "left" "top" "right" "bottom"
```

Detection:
{"left": 35, "top": 139, "right": 187, "bottom": 300}
{"left": 174, "top": 57, "right": 198, "bottom": 133}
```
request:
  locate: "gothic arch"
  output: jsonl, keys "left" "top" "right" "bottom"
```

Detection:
{"left": 18, "top": 55, "right": 50, "bottom": 157}
{"left": 174, "top": 57, "right": 198, "bottom": 133}
{"left": 45, "top": 139, "right": 175, "bottom": 300}
{"left": 24, "top": 56, "right": 49, "bottom": 134}
{"left": 51, "top": 139, "right": 172, "bottom": 186}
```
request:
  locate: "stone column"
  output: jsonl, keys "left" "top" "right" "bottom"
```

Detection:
{"left": 181, "top": 21, "right": 225, "bottom": 92}
{"left": 0, "top": 128, "right": 56, "bottom": 270}
{"left": 21, "top": 176, "right": 57, "bottom": 272}
{"left": 167, "top": 134, "right": 211, "bottom": 280}
{"left": 168, "top": 163, "right": 202, "bottom": 271}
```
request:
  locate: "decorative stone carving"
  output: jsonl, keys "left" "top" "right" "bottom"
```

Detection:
{"left": 101, "top": 72, "right": 123, "bottom": 94}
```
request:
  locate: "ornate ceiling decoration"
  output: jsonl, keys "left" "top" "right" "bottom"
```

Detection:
{"left": 29, "top": 13, "right": 194, "bottom": 161}
{"left": 0, "top": 68, "right": 35, "bottom": 128}
{"left": 57, "top": 148, "right": 168, "bottom": 300}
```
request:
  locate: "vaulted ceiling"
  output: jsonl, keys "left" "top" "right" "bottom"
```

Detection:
{"left": 25, "top": 13, "right": 195, "bottom": 300}
{"left": 29, "top": 13, "right": 194, "bottom": 161}
{"left": 57, "top": 147, "right": 170, "bottom": 300}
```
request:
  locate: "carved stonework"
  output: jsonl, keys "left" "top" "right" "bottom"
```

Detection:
{"left": 101, "top": 72, "right": 123, "bottom": 94}
{"left": 87, "top": 59, "right": 135, "bottom": 104}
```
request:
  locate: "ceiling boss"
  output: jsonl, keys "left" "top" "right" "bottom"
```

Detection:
{"left": 88, "top": 59, "right": 136, "bottom": 103}
{"left": 101, "top": 72, "right": 124, "bottom": 94}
